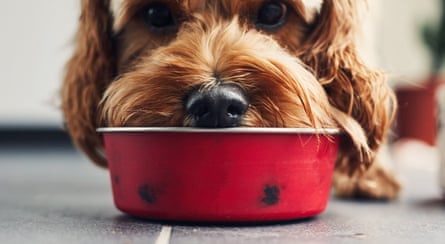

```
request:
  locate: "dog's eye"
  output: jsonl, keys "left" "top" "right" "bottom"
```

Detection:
{"left": 256, "top": 2, "right": 288, "bottom": 30}
{"left": 141, "top": 4, "right": 176, "bottom": 30}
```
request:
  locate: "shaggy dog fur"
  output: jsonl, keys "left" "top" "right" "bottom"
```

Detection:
{"left": 62, "top": 0, "right": 400, "bottom": 199}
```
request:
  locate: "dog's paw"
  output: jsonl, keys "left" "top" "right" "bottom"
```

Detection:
{"left": 333, "top": 164, "right": 401, "bottom": 200}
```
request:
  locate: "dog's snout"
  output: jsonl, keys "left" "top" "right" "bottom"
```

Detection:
{"left": 185, "top": 84, "right": 248, "bottom": 128}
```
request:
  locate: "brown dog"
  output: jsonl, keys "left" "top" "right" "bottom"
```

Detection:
{"left": 62, "top": 0, "right": 400, "bottom": 199}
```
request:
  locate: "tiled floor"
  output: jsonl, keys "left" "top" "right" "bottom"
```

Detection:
{"left": 0, "top": 141, "right": 444, "bottom": 244}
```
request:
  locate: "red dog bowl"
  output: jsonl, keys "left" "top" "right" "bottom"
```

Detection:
{"left": 98, "top": 127, "right": 340, "bottom": 222}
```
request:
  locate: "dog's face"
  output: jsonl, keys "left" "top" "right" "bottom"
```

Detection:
{"left": 103, "top": 0, "right": 330, "bottom": 128}
{"left": 63, "top": 0, "right": 395, "bottom": 170}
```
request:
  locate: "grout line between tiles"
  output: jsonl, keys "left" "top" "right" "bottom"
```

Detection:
{"left": 155, "top": 225, "right": 172, "bottom": 244}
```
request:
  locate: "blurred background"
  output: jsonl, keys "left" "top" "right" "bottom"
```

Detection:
{"left": 0, "top": 0, "right": 442, "bottom": 129}
{"left": 0, "top": 1, "right": 444, "bottom": 241}
{"left": 0, "top": 1, "right": 78, "bottom": 128}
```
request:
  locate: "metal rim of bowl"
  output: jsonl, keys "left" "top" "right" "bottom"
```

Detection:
{"left": 97, "top": 127, "right": 341, "bottom": 134}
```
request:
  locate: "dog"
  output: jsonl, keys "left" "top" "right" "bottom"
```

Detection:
{"left": 62, "top": 0, "right": 400, "bottom": 199}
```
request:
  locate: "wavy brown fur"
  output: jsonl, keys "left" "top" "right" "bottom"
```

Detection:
{"left": 62, "top": 0, "right": 400, "bottom": 199}
{"left": 62, "top": 0, "right": 115, "bottom": 166}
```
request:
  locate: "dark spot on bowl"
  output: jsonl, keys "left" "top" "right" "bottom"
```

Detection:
{"left": 113, "top": 175, "right": 120, "bottom": 185}
{"left": 262, "top": 185, "right": 280, "bottom": 206}
{"left": 138, "top": 184, "right": 156, "bottom": 204}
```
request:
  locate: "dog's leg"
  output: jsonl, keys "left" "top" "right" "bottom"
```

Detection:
{"left": 333, "top": 147, "right": 401, "bottom": 200}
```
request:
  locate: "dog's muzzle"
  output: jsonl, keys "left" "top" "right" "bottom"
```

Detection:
{"left": 185, "top": 83, "right": 249, "bottom": 128}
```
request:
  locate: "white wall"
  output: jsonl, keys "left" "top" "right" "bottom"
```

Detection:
{"left": 0, "top": 0, "right": 440, "bottom": 126}
{"left": 0, "top": 0, "right": 78, "bottom": 127}
{"left": 378, "top": 0, "right": 441, "bottom": 83}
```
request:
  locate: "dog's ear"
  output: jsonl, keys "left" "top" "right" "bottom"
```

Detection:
{"left": 299, "top": 0, "right": 396, "bottom": 168}
{"left": 61, "top": 0, "right": 116, "bottom": 167}
{"left": 330, "top": 107, "right": 372, "bottom": 174}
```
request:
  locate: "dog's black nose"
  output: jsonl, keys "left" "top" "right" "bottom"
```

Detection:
{"left": 185, "top": 84, "right": 249, "bottom": 128}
